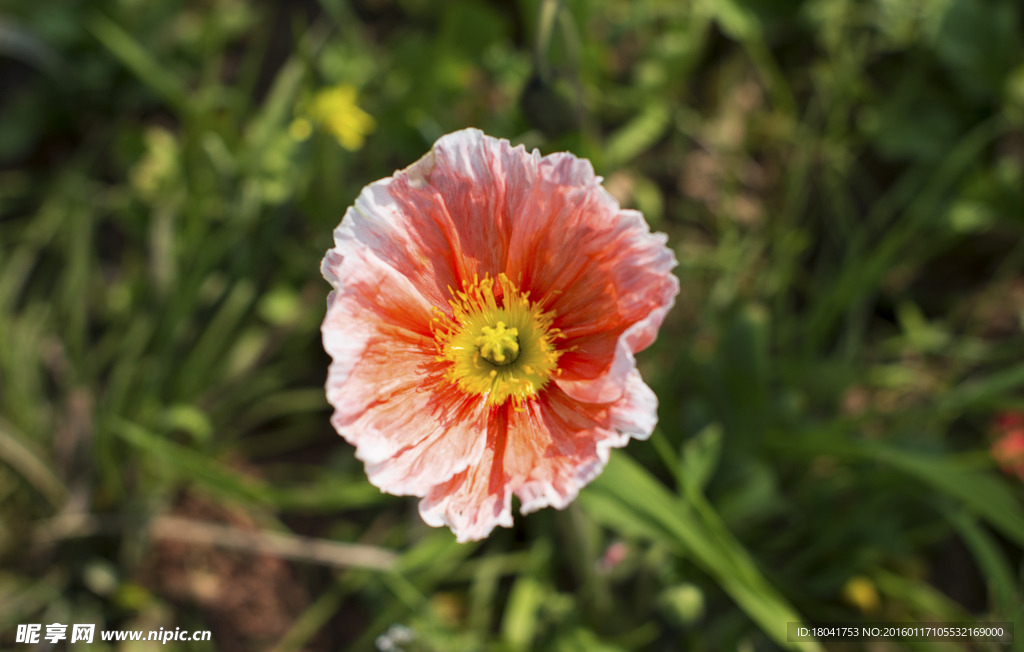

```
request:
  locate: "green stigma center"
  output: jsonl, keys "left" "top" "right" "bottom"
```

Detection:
{"left": 475, "top": 321, "right": 520, "bottom": 366}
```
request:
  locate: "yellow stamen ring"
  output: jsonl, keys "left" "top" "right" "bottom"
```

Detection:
{"left": 432, "top": 274, "right": 561, "bottom": 406}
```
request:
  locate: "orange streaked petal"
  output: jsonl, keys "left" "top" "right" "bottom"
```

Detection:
{"left": 417, "top": 370, "right": 657, "bottom": 542}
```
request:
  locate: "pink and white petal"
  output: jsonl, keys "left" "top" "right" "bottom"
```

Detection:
{"left": 322, "top": 242, "right": 489, "bottom": 495}
{"left": 322, "top": 235, "right": 435, "bottom": 425}
{"left": 417, "top": 372, "right": 658, "bottom": 542}
{"left": 418, "top": 407, "right": 516, "bottom": 543}
{"left": 357, "top": 379, "right": 491, "bottom": 497}
{"left": 339, "top": 128, "right": 626, "bottom": 314}
{"left": 332, "top": 128, "right": 517, "bottom": 309}
{"left": 419, "top": 466, "right": 516, "bottom": 544}
{"left": 498, "top": 153, "right": 679, "bottom": 403}
{"left": 357, "top": 129, "right": 677, "bottom": 354}
{"left": 418, "top": 129, "right": 526, "bottom": 275}
{"left": 512, "top": 372, "right": 658, "bottom": 515}
{"left": 335, "top": 176, "right": 461, "bottom": 311}
{"left": 554, "top": 271, "right": 677, "bottom": 404}
{"left": 604, "top": 369, "right": 659, "bottom": 440}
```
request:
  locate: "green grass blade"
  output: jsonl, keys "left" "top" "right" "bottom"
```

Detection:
{"left": 586, "top": 453, "right": 823, "bottom": 652}
{"left": 944, "top": 507, "right": 1019, "bottom": 625}
{"left": 112, "top": 418, "right": 270, "bottom": 504}
{"left": 88, "top": 14, "right": 190, "bottom": 115}
{"left": 868, "top": 444, "right": 1024, "bottom": 548}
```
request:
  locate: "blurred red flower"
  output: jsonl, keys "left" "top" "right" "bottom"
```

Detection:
{"left": 991, "top": 413, "right": 1024, "bottom": 481}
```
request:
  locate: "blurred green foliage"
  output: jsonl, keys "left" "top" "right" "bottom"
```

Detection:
{"left": 1, "top": 0, "right": 1023, "bottom": 650}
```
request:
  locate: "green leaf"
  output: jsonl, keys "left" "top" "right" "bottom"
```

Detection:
{"left": 702, "top": 0, "right": 761, "bottom": 41}
{"left": 944, "top": 508, "right": 1019, "bottom": 622}
{"left": 174, "top": 279, "right": 256, "bottom": 398}
{"left": 872, "top": 567, "right": 972, "bottom": 621}
{"left": 88, "top": 14, "right": 189, "bottom": 115}
{"left": 502, "top": 575, "right": 545, "bottom": 650}
{"left": 273, "top": 582, "right": 345, "bottom": 652}
{"left": 870, "top": 445, "right": 1024, "bottom": 549}
{"left": 715, "top": 304, "right": 771, "bottom": 447}
{"left": 577, "top": 490, "right": 677, "bottom": 545}
{"left": 268, "top": 477, "right": 388, "bottom": 512}
{"left": 112, "top": 419, "right": 270, "bottom": 504}
{"left": 781, "top": 433, "right": 1024, "bottom": 551}
{"left": 940, "top": 360, "right": 1024, "bottom": 413}
{"left": 397, "top": 530, "right": 477, "bottom": 578}
{"left": 244, "top": 57, "right": 305, "bottom": 166}
{"left": 584, "top": 453, "right": 822, "bottom": 652}
{"left": 603, "top": 102, "right": 671, "bottom": 169}
{"left": 0, "top": 418, "right": 65, "bottom": 506}
{"left": 934, "top": 0, "right": 1021, "bottom": 102}
{"left": 554, "top": 627, "right": 627, "bottom": 652}
{"left": 682, "top": 423, "right": 723, "bottom": 495}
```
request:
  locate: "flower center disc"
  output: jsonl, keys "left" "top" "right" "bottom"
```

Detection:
{"left": 476, "top": 322, "right": 520, "bottom": 366}
{"left": 433, "top": 274, "right": 561, "bottom": 406}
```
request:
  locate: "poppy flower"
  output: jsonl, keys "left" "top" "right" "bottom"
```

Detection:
{"left": 321, "top": 129, "right": 678, "bottom": 541}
